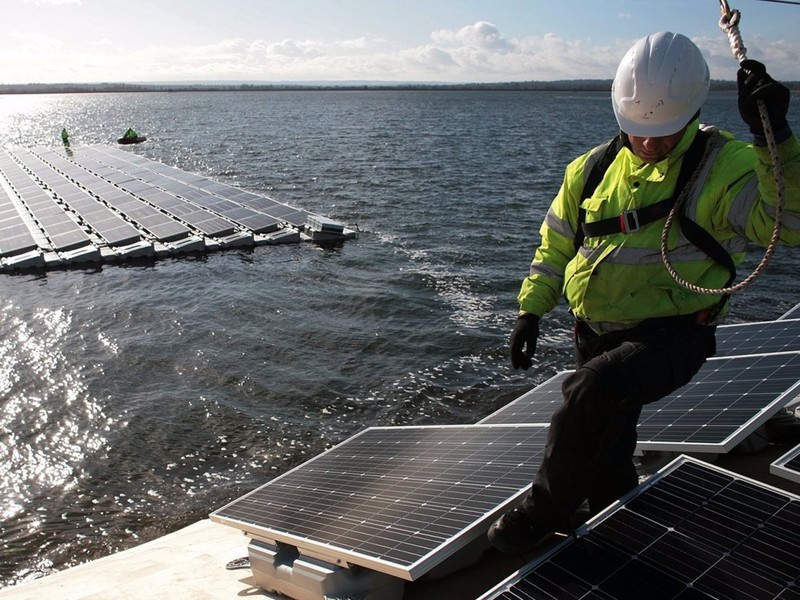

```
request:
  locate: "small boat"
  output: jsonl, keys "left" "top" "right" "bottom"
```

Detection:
{"left": 118, "top": 128, "right": 146, "bottom": 144}
{"left": 118, "top": 135, "right": 147, "bottom": 145}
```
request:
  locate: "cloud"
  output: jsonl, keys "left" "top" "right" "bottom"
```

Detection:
{"left": 432, "top": 21, "right": 514, "bottom": 52}
{"left": 1, "top": 19, "right": 798, "bottom": 84}
{"left": 400, "top": 46, "right": 458, "bottom": 71}
{"left": 9, "top": 30, "right": 63, "bottom": 52}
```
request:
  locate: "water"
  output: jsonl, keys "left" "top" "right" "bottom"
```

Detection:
{"left": 0, "top": 90, "right": 798, "bottom": 588}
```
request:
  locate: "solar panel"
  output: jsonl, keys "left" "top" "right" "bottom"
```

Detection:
{"left": 478, "top": 354, "right": 800, "bottom": 454}
{"left": 637, "top": 352, "right": 800, "bottom": 453}
{"left": 0, "top": 151, "right": 92, "bottom": 252}
{"left": 715, "top": 319, "right": 800, "bottom": 357}
{"left": 0, "top": 162, "right": 39, "bottom": 257}
{"left": 17, "top": 148, "right": 143, "bottom": 247}
{"left": 771, "top": 443, "right": 800, "bottom": 485}
{"left": 479, "top": 371, "right": 570, "bottom": 425}
{"left": 211, "top": 424, "right": 550, "bottom": 581}
{"left": 73, "top": 145, "right": 291, "bottom": 232}
{"left": 480, "top": 455, "right": 800, "bottom": 600}
{"left": 780, "top": 302, "right": 800, "bottom": 321}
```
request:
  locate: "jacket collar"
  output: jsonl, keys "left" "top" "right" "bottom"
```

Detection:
{"left": 620, "top": 119, "right": 701, "bottom": 179}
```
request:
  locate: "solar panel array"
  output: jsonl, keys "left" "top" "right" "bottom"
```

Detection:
{"left": 13, "top": 147, "right": 143, "bottom": 248}
{"left": 0, "top": 153, "right": 39, "bottom": 257}
{"left": 211, "top": 424, "right": 550, "bottom": 581}
{"left": 480, "top": 456, "right": 800, "bottom": 600}
{"left": 208, "top": 252, "right": 800, "bottom": 593}
{"left": 481, "top": 322, "right": 800, "bottom": 453}
{"left": 0, "top": 148, "right": 94, "bottom": 254}
{"left": 75, "top": 144, "right": 306, "bottom": 229}
{"left": 0, "top": 144, "right": 352, "bottom": 271}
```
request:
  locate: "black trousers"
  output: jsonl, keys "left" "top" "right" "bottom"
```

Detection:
{"left": 523, "top": 317, "right": 717, "bottom": 528}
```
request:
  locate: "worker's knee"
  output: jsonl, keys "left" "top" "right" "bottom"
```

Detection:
{"left": 559, "top": 365, "right": 613, "bottom": 424}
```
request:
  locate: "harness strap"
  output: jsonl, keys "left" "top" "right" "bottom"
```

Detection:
{"left": 578, "top": 130, "right": 710, "bottom": 241}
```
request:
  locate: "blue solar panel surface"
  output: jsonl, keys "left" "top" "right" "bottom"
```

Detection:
{"left": 715, "top": 319, "right": 800, "bottom": 357}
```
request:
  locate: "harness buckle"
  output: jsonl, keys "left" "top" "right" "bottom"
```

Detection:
{"left": 619, "top": 209, "right": 640, "bottom": 233}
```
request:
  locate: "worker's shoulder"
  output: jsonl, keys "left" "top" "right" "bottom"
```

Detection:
{"left": 704, "top": 126, "right": 755, "bottom": 175}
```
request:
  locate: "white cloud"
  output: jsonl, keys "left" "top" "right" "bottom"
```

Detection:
{"left": 1, "top": 19, "right": 798, "bottom": 84}
{"left": 432, "top": 21, "right": 514, "bottom": 52}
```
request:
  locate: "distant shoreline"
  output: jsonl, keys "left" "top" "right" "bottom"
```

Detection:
{"left": 2, "top": 80, "right": 791, "bottom": 96}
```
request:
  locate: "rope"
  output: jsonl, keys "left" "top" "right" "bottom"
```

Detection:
{"left": 658, "top": 2, "right": 786, "bottom": 296}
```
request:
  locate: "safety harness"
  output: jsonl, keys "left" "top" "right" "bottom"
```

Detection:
{"left": 575, "top": 130, "right": 736, "bottom": 319}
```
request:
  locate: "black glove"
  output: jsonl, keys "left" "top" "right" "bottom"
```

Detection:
{"left": 737, "top": 59, "right": 790, "bottom": 137}
{"left": 509, "top": 314, "right": 539, "bottom": 370}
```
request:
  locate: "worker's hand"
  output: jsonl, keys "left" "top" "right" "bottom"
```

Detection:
{"left": 509, "top": 314, "right": 539, "bottom": 370}
{"left": 737, "top": 59, "right": 790, "bottom": 137}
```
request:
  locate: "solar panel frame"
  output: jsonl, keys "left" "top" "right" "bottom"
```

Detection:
{"left": 210, "top": 424, "right": 550, "bottom": 581}
{"left": 771, "top": 442, "right": 800, "bottom": 485}
{"left": 780, "top": 302, "right": 800, "bottom": 321}
{"left": 479, "top": 454, "right": 800, "bottom": 600}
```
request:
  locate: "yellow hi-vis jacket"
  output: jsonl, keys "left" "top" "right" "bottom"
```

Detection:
{"left": 518, "top": 119, "right": 800, "bottom": 329}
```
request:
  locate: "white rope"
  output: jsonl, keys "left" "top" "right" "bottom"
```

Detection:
{"left": 658, "top": 2, "right": 786, "bottom": 296}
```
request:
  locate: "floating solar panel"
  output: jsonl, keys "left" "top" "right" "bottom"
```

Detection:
{"left": 715, "top": 319, "right": 800, "bottom": 357}
{"left": 479, "top": 371, "right": 570, "bottom": 425}
{"left": 211, "top": 424, "right": 550, "bottom": 581}
{"left": 637, "top": 352, "right": 800, "bottom": 453}
{"left": 74, "top": 144, "right": 293, "bottom": 231}
{"left": 16, "top": 148, "right": 142, "bottom": 247}
{"left": 0, "top": 164, "right": 39, "bottom": 257}
{"left": 771, "top": 443, "right": 800, "bottom": 485}
{"left": 479, "top": 455, "right": 800, "bottom": 600}
{"left": 0, "top": 144, "right": 352, "bottom": 271}
{"left": 0, "top": 150, "right": 92, "bottom": 252}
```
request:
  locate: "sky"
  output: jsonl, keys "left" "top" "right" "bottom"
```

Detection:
{"left": 3, "top": 0, "right": 800, "bottom": 85}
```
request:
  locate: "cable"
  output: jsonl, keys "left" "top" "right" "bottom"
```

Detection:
{"left": 658, "top": 1, "right": 786, "bottom": 297}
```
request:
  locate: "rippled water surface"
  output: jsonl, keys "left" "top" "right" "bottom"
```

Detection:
{"left": 0, "top": 90, "right": 798, "bottom": 587}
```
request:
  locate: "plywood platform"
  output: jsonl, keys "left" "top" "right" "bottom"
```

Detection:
{"left": 0, "top": 144, "right": 354, "bottom": 271}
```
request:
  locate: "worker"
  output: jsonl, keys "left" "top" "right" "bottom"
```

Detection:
{"left": 488, "top": 31, "right": 799, "bottom": 554}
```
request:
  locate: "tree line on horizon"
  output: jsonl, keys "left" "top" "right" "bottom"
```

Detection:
{"left": 3, "top": 79, "right": 795, "bottom": 95}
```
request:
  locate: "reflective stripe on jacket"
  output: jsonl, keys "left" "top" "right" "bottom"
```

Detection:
{"left": 518, "top": 119, "right": 800, "bottom": 327}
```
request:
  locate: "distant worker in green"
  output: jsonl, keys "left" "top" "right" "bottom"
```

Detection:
{"left": 60, "top": 128, "right": 69, "bottom": 147}
{"left": 488, "top": 32, "right": 800, "bottom": 554}
{"left": 123, "top": 128, "right": 138, "bottom": 140}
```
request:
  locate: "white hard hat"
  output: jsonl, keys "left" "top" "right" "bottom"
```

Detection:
{"left": 612, "top": 32, "right": 710, "bottom": 137}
